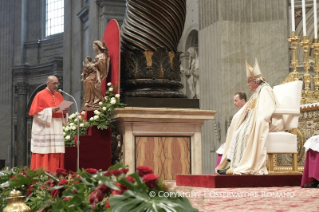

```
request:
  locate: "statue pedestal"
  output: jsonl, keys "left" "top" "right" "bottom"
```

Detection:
{"left": 112, "top": 107, "right": 216, "bottom": 180}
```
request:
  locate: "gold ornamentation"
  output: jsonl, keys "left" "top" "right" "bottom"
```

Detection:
{"left": 3, "top": 189, "right": 31, "bottom": 212}
{"left": 284, "top": 31, "right": 300, "bottom": 83}
{"left": 144, "top": 50, "right": 153, "bottom": 67}
{"left": 300, "top": 36, "right": 313, "bottom": 103}
{"left": 311, "top": 40, "right": 319, "bottom": 102}
{"left": 168, "top": 51, "right": 175, "bottom": 68}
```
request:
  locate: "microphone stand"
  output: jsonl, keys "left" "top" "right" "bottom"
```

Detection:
{"left": 59, "top": 89, "right": 80, "bottom": 171}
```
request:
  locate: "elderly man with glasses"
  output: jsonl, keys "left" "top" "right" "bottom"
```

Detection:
{"left": 29, "top": 76, "right": 69, "bottom": 172}
{"left": 216, "top": 59, "right": 283, "bottom": 175}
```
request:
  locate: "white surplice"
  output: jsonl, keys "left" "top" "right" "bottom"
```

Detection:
{"left": 31, "top": 108, "right": 67, "bottom": 154}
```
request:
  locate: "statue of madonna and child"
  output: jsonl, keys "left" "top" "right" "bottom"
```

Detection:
{"left": 81, "top": 40, "right": 109, "bottom": 111}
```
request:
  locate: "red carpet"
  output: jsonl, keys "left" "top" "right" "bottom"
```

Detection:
{"left": 169, "top": 181, "right": 319, "bottom": 212}
{"left": 176, "top": 174, "right": 302, "bottom": 188}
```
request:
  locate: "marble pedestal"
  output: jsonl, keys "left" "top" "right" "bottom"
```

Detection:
{"left": 112, "top": 107, "right": 216, "bottom": 178}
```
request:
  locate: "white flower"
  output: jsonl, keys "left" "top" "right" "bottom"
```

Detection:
{"left": 111, "top": 97, "right": 116, "bottom": 101}
{"left": 65, "top": 126, "right": 69, "bottom": 131}
{"left": 63, "top": 132, "right": 66, "bottom": 136}
{"left": 78, "top": 116, "right": 82, "bottom": 120}
{"left": 80, "top": 123, "right": 84, "bottom": 127}
{"left": 94, "top": 115, "right": 99, "bottom": 120}
{"left": 102, "top": 107, "right": 106, "bottom": 111}
{"left": 74, "top": 118, "right": 78, "bottom": 122}
{"left": 107, "top": 82, "right": 112, "bottom": 86}
{"left": 109, "top": 87, "right": 113, "bottom": 92}
{"left": 94, "top": 110, "right": 100, "bottom": 115}
{"left": 81, "top": 111, "right": 85, "bottom": 115}
{"left": 115, "top": 94, "right": 120, "bottom": 98}
{"left": 105, "top": 96, "right": 108, "bottom": 100}
{"left": 90, "top": 117, "right": 94, "bottom": 121}
{"left": 111, "top": 99, "right": 116, "bottom": 104}
{"left": 70, "top": 123, "right": 74, "bottom": 126}
{"left": 65, "top": 135, "right": 71, "bottom": 140}
{"left": 72, "top": 126, "right": 76, "bottom": 130}
{"left": 99, "top": 102, "right": 103, "bottom": 106}
{"left": 70, "top": 113, "right": 77, "bottom": 119}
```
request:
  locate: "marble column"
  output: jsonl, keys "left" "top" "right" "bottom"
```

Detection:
{"left": 15, "top": 82, "right": 28, "bottom": 166}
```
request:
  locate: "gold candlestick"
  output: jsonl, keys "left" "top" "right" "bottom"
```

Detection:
{"left": 287, "top": 31, "right": 301, "bottom": 81}
{"left": 300, "top": 36, "right": 313, "bottom": 103}
{"left": 311, "top": 39, "right": 319, "bottom": 102}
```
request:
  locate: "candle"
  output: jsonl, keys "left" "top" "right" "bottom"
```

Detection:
{"left": 315, "top": 0, "right": 318, "bottom": 39}
{"left": 291, "top": 0, "right": 295, "bottom": 31}
{"left": 302, "top": 0, "right": 306, "bottom": 36}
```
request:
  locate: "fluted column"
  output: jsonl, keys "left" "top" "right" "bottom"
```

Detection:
{"left": 15, "top": 82, "right": 28, "bottom": 166}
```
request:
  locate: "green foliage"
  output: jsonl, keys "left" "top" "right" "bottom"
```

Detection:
{"left": 87, "top": 83, "right": 125, "bottom": 130}
{"left": 0, "top": 164, "right": 199, "bottom": 212}
{"left": 63, "top": 112, "right": 90, "bottom": 146}
{"left": 64, "top": 82, "right": 125, "bottom": 146}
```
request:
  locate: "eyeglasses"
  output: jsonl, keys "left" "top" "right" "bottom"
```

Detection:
{"left": 50, "top": 82, "right": 59, "bottom": 85}
{"left": 247, "top": 80, "right": 256, "bottom": 83}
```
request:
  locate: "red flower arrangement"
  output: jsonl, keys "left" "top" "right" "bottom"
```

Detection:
{"left": 142, "top": 173, "right": 159, "bottom": 188}
{"left": 0, "top": 164, "right": 198, "bottom": 212}
{"left": 56, "top": 168, "right": 68, "bottom": 177}
{"left": 126, "top": 176, "right": 135, "bottom": 183}
{"left": 136, "top": 166, "right": 153, "bottom": 177}
{"left": 85, "top": 168, "right": 98, "bottom": 174}
{"left": 105, "top": 200, "right": 110, "bottom": 209}
{"left": 89, "top": 189, "right": 104, "bottom": 209}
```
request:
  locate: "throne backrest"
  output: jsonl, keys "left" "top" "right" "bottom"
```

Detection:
{"left": 272, "top": 80, "right": 303, "bottom": 130}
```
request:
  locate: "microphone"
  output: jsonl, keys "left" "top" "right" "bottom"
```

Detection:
{"left": 59, "top": 89, "right": 71, "bottom": 97}
{"left": 59, "top": 89, "right": 80, "bottom": 171}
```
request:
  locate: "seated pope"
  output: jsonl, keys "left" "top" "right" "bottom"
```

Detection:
{"left": 216, "top": 58, "right": 283, "bottom": 175}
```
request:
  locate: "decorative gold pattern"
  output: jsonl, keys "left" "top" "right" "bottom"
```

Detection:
{"left": 144, "top": 50, "right": 153, "bottom": 67}
{"left": 273, "top": 34, "right": 319, "bottom": 171}
{"left": 168, "top": 51, "right": 175, "bottom": 68}
{"left": 285, "top": 31, "right": 301, "bottom": 83}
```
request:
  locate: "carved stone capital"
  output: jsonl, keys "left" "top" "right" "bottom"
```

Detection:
{"left": 15, "top": 82, "right": 29, "bottom": 95}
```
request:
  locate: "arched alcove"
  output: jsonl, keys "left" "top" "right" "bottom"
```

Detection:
{"left": 181, "top": 29, "right": 199, "bottom": 99}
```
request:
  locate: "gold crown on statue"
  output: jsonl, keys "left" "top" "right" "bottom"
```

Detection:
{"left": 246, "top": 58, "right": 264, "bottom": 81}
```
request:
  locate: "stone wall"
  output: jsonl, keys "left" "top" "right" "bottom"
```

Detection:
{"left": 0, "top": 1, "right": 14, "bottom": 168}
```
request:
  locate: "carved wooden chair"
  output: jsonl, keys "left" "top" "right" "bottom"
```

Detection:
{"left": 266, "top": 80, "right": 303, "bottom": 173}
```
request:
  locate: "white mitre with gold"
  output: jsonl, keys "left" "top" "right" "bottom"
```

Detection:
{"left": 246, "top": 58, "right": 265, "bottom": 82}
